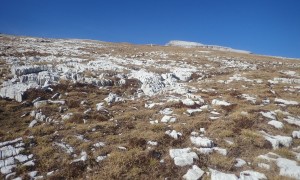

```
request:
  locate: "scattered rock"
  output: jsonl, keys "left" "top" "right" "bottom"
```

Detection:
{"left": 165, "top": 130, "right": 182, "bottom": 139}
{"left": 187, "top": 109, "right": 202, "bottom": 115}
{"left": 61, "top": 113, "right": 73, "bottom": 120}
{"left": 183, "top": 165, "right": 204, "bottom": 180}
{"left": 93, "top": 142, "right": 105, "bottom": 148}
{"left": 147, "top": 141, "right": 158, "bottom": 146}
{"left": 160, "top": 108, "right": 173, "bottom": 115}
{"left": 260, "top": 131, "right": 292, "bottom": 149}
{"left": 54, "top": 142, "right": 74, "bottom": 154}
{"left": 104, "top": 93, "right": 123, "bottom": 104}
{"left": 190, "top": 136, "right": 213, "bottom": 148}
{"left": 72, "top": 151, "right": 87, "bottom": 163}
{"left": 212, "top": 99, "right": 231, "bottom": 106}
{"left": 268, "top": 120, "right": 283, "bottom": 129}
{"left": 11, "top": 65, "right": 48, "bottom": 76}
{"left": 161, "top": 115, "right": 176, "bottom": 123}
{"left": 235, "top": 158, "right": 246, "bottom": 168}
{"left": 182, "top": 98, "right": 196, "bottom": 106}
{"left": 96, "top": 155, "right": 107, "bottom": 162}
{"left": 239, "top": 170, "right": 267, "bottom": 180}
{"left": 258, "top": 163, "right": 270, "bottom": 170}
{"left": 292, "top": 131, "right": 300, "bottom": 138}
{"left": 28, "top": 120, "right": 38, "bottom": 128}
{"left": 284, "top": 116, "right": 300, "bottom": 127}
{"left": 276, "top": 157, "right": 300, "bottom": 179}
{"left": 209, "top": 168, "right": 238, "bottom": 180}
{"left": 169, "top": 148, "right": 198, "bottom": 167}
{"left": 274, "top": 98, "right": 298, "bottom": 105}
{"left": 33, "top": 100, "right": 48, "bottom": 108}
{"left": 261, "top": 111, "right": 276, "bottom": 120}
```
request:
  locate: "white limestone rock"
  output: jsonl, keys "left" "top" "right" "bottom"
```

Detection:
{"left": 72, "top": 151, "right": 87, "bottom": 163}
{"left": 93, "top": 142, "right": 105, "bottom": 148}
{"left": 32, "top": 97, "right": 41, "bottom": 104}
{"left": 183, "top": 165, "right": 204, "bottom": 180}
{"left": 257, "top": 152, "right": 281, "bottom": 162}
{"left": 292, "top": 131, "right": 300, "bottom": 139}
{"left": 51, "top": 93, "right": 60, "bottom": 99}
{"left": 48, "top": 100, "right": 65, "bottom": 105}
{"left": 209, "top": 168, "right": 238, "bottom": 180}
{"left": 0, "top": 138, "right": 23, "bottom": 148}
{"left": 14, "top": 154, "right": 30, "bottom": 163}
{"left": 28, "top": 120, "right": 38, "bottom": 128}
{"left": 258, "top": 163, "right": 270, "bottom": 170}
{"left": 194, "top": 148, "right": 213, "bottom": 154}
{"left": 268, "top": 120, "right": 283, "bottom": 129}
{"left": 147, "top": 141, "right": 158, "bottom": 146}
{"left": 274, "top": 98, "right": 298, "bottom": 105}
{"left": 96, "top": 155, "right": 107, "bottom": 162}
{"left": 165, "top": 130, "right": 182, "bottom": 139}
{"left": 284, "top": 116, "right": 300, "bottom": 127}
{"left": 260, "top": 111, "right": 276, "bottom": 120}
{"left": 28, "top": 171, "right": 38, "bottom": 178}
{"left": 96, "top": 102, "right": 106, "bottom": 111}
{"left": 260, "top": 131, "right": 292, "bottom": 149}
{"left": 235, "top": 158, "right": 246, "bottom": 168}
{"left": 11, "top": 65, "right": 48, "bottom": 76}
{"left": 5, "top": 172, "right": 16, "bottom": 179}
{"left": 54, "top": 142, "right": 74, "bottom": 154}
{"left": 0, "top": 157, "right": 15, "bottom": 168}
{"left": 212, "top": 99, "right": 231, "bottom": 106}
{"left": 84, "top": 77, "right": 113, "bottom": 87}
{"left": 33, "top": 100, "right": 48, "bottom": 108}
{"left": 161, "top": 115, "right": 176, "bottom": 123}
{"left": 212, "top": 147, "right": 227, "bottom": 156}
{"left": 173, "top": 68, "right": 194, "bottom": 82}
{"left": 276, "top": 158, "right": 300, "bottom": 179}
{"left": 37, "top": 71, "right": 59, "bottom": 86}
{"left": 61, "top": 113, "right": 73, "bottom": 120}
{"left": 186, "top": 94, "right": 205, "bottom": 105}
{"left": 190, "top": 136, "right": 213, "bottom": 148}
{"left": 145, "top": 102, "right": 164, "bottom": 109}
{"left": 187, "top": 109, "right": 202, "bottom": 115}
{"left": 239, "top": 170, "right": 267, "bottom": 180}
{"left": 1, "top": 165, "right": 16, "bottom": 175}
{"left": 241, "top": 94, "right": 257, "bottom": 104}
{"left": 104, "top": 93, "right": 123, "bottom": 104}
{"left": 0, "top": 82, "right": 38, "bottom": 102}
{"left": 169, "top": 148, "right": 199, "bottom": 167}
{"left": 160, "top": 108, "right": 173, "bottom": 115}
{"left": 182, "top": 98, "right": 195, "bottom": 106}
{"left": 200, "top": 128, "right": 206, "bottom": 133}
{"left": 22, "top": 160, "right": 35, "bottom": 167}
{"left": 130, "top": 70, "right": 165, "bottom": 96}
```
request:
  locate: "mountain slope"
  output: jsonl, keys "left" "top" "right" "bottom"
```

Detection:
{"left": 0, "top": 34, "right": 300, "bottom": 179}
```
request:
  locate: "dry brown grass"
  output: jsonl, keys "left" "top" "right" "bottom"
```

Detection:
{"left": 273, "top": 148, "right": 295, "bottom": 160}
{"left": 208, "top": 153, "right": 235, "bottom": 171}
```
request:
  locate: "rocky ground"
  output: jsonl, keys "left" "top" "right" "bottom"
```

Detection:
{"left": 0, "top": 34, "right": 300, "bottom": 180}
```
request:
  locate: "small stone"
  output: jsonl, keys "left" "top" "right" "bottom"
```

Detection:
{"left": 28, "top": 120, "right": 38, "bottom": 128}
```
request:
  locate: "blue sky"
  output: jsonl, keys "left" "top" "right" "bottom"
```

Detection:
{"left": 0, "top": 0, "right": 299, "bottom": 58}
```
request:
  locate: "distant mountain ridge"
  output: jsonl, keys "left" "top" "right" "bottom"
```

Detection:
{"left": 166, "top": 40, "right": 251, "bottom": 54}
